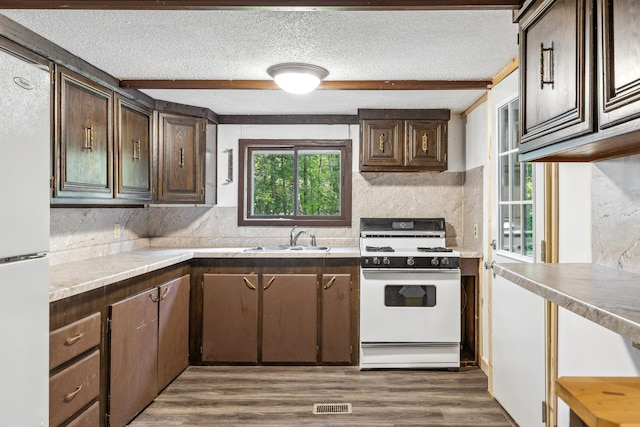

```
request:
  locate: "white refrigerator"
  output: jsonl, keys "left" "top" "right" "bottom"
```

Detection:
{"left": 0, "top": 48, "right": 51, "bottom": 426}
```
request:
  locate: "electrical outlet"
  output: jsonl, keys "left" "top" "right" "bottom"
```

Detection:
{"left": 473, "top": 224, "right": 478, "bottom": 239}
{"left": 114, "top": 223, "right": 121, "bottom": 239}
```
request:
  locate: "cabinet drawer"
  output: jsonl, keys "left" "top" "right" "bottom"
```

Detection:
{"left": 49, "top": 350, "right": 100, "bottom": 427}
{"left": 64, "top": 400, "right": 100, "bottom": 427}
{"left": 50, "top": 312, "right": 101, "bottom": 370}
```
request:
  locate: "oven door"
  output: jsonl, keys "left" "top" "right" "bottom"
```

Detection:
{"left": 360, "top": 268, "right": 461, "bottom": 344}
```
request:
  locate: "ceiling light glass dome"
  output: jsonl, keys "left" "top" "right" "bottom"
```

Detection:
{"left": 267, "top": 63, "right": 329, "bottom": 94}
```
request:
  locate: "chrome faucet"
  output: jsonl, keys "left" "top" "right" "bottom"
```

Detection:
{"left": 290, "top": 226, "right": 306, "bottom": 246}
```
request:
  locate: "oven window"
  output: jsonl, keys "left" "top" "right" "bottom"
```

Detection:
{"left": 384, "top": 285, "right": 437, "bottom": 307}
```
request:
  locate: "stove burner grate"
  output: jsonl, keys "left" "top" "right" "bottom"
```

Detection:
{"left": 365, "top": 246, "right": 395, "bottom": 253}
{"left": 417, "top": 247, "right": 453, "bottom": 253}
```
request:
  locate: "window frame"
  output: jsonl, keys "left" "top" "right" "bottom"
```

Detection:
{"left": 497, "top": 97, "right": 534, "bottom": 259}
{"left": 238, "top": 139, "right": 352, "bottom": 227}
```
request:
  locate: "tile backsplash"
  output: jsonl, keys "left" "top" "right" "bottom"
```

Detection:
{"left": 50, "top": 168, "right": 484, "bottom": 263}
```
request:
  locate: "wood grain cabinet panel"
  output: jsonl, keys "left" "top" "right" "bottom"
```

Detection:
{"left": 64, "top": 401, "right": 100, "bottom": 427}
{"left": 49, "top": 350, "right": 100, "bottom": 427}
{"left": 360, "top": 120, "right": 402, "bottom": 168}
{"left": 404, "top": 120, "right": 447, "bottom": 170}
{"left": 262, "top": 274, "right": 318, "bottom": 363}
{"left": 519, "top": 0, "right": 594, "bottom": 152}
{"left": 157, "top": 112, "right": 206, "bottom": 203}
{"left": 49, "top": 312, "right": 101, "bottom": 370}
{"left": 598, "top": 0, "right": 640, "bottom": 129}
{"left": 321, "top": 274, "right": 351, "bottom": 363}
{"left": 109, "top": 288, "right": 159, "bottom": 427}
{"left": 54, "top": 67, "right": 113, "bottom": 201}
{"left": 158, "top": 274, "right": 190, "bottom": 391}
{"left": 202, "top": 273, "right": 259, "bottom": 363}
{"left": 115, "top": 96, "right": 152, "bottom": 202}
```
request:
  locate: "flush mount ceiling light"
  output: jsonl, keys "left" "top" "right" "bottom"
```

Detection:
{"left": 267, "top": 63, "right": 329, "bottom": 94}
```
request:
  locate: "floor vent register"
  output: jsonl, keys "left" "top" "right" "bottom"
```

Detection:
{"left": 312, "top": 403, "right": 353, "bottom": 415}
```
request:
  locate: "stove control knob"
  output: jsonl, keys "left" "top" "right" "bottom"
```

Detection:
{"left": 382, "top": 257, "right": 391, "bottom": 265}
{"left": 406, "top": 257, "right": 415, "bottom": 266}
{"left": 372, "top": 257, "right": 381, "bottom": 265}
{"left": 441, "top": 257, "right": 450, "bottom": 266}
{"left": 430, "top": 257, "right": 440, "bottom": 266}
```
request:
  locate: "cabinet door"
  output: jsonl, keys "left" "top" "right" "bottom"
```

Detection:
{"left": 109, "top": 288, "right": 158, "bottom": 427}
{"left": 158, "top": 274, "right": 190, "bottom": 392}
{"left": 404, "top": 120, "right": 447, "bottom": 170}
{"left": 157, "top": 113, "right": 205, "bottom": 203}
{"left": 115, "top": 96, "right": 152, "bottom": 202}
{"left": 598, "top": 0, "right": 640, "bottom": 129}
{"left": 360, "top": 120, "right": 402, "bottom": 169}
{"left": 262, "top": 274, "right": 318, "bottom": 363}
{"left": 55, "top": 68, "right": 113, "bottom": 200}
{"left": 321, "top": 274, "right": 351, "bottom": 363}
{"left": 519, "top": 0, "right": 594, "bottom": 151}
{"left": 202, "top": 274, "right": 258, "bottom": 363}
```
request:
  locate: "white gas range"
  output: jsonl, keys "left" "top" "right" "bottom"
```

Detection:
{"left": 359, "top": 218, "right": 461, "bottom": 369}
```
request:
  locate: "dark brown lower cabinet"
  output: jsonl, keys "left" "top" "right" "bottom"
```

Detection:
{"left": 202, "top": 274, "right": 259, "bottom": 363}
{"left": 158, "top": 274, "right": 191, "bottom": 391}
{"left": 262, "top": 274, "right": 318, "bottom": 363}
{"left": 109, "top": 288, "right": 159, "bottom": 427}
{"left": 321, "top": 274, "right": 352, "bottom": 363}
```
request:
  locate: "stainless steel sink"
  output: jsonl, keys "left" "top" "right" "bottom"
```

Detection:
{"left": 245, "top": 245, "right": 330, "bottom": 252}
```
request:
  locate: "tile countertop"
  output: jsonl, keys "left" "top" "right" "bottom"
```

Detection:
{"left": 49, "top": 246, "right": 482, "bottom": 302}
{"left": 492, "top": 262, "right": 640, "bottom": 344}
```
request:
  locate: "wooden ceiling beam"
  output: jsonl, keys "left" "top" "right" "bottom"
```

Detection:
{"left": 120, "top": 79, "right": 491, "bottom": 90}
{"left": 0, "top": 0, "right": 521, "bottom": 10}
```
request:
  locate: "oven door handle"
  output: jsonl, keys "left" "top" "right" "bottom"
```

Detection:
{"left": 361, "top": 268, "right": 460, "bottom": 273}
{"left": 360, "top": 342, "right": 457, "bottom": 348}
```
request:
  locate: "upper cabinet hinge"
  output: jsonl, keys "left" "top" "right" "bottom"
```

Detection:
{"left": 51, "top": 70, "right": 55, "bottom": 85}
{"left": 540, "top": 240, "right": 547, "bottom": 263}
{"left": 541, "top": 400, "right": 547, "bottom": 423}
{"left": 50, "top": 176, "right": 55, "bottom": 189}
{"left": 201, "top": 122, "right": 205, "bottom": 131}
{"left": 106, "top": 318, "right": 111, "bottom": 333}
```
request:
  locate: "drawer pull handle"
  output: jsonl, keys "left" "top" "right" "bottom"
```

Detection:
{"left": 264, "top": 276, "right": 276, "bottom": 291}
{"left": 323, "top": 276, "right": 337, "bottom": 290}
{"left": 64, "top": 332, "right": 84, "bottom": 345}
{"left": 160, "top": 288, "right": 170, "bottom": 301}
{"left": 149, "top": 292, "right": 160, "bottom": 302}
{"left": 84, "top": 125, "right": 94, "bottom": 151}
{"left": 379, "top": 133, "right": 385, "bottom": 153}
{"left": 243, "top": 277, "right": 256, "bottom": 290}
{"left": 133, "top": 139, "right": 141, "bottom": 161}
{"left": 422, "top": 134, "right": 428, "bottom": 152}
{"left": 64, "top": 385, "right": 82, "bottom": 402}
{"left": 540, "top": 42, "right": 555, "bottom": 89}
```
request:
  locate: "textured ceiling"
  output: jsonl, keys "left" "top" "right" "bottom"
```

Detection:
{"left": 0, "top": 9, "right": 518, "bottom": 114}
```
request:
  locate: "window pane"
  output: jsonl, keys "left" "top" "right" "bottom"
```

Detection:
{"left": 524, "top": 203, "right": 534, "bottom": 257}
{"left": 511, "top": 205, "right": 522, "bottom": 254}
{"left": 499, "top": 105, "right": 509, "bottom": 153}
{"left": 512, "top": 153, "right": 521, "bottom": 202}
{"left": 524, "top": 162, "right": 533, "bottom": 201}
{"left": 500, "top": 154, "right": 509, "bottom": 202}
{"left": 251, "top": 152, "right": 294, "bottom": 216}
{"left": 500, "top": 205, "right": 510, "bottom": 251}
{"left": 510, "top": 100, "right": 520, "bottom": 150}
{"left": 297, "top": 151, "right": 342, "bottom": 216}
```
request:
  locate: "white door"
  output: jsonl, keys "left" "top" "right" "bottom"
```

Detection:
{"left": 489, "top": 72, "right": 546, "bottom": 427}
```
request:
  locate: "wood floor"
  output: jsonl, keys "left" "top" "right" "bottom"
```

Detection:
{"left": 129, "top": 366, "right": 516, "bottom": 426}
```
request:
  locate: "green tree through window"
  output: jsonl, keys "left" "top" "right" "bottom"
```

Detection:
{"left": 239, "top": 139, "right": 352, "bottom": 226}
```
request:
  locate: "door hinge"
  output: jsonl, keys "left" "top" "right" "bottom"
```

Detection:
{"left": 51, "top": 70, "right": 55, "bottom": 85}
{"left": 106, "top": 318, "right": 111, "bottom": 333}
{"left": 200, "top": 345, "right": 203, "bottom": 355}
{"left": 104, "top": 411, "right": 110, "bottom": 427}
{"left": 201, "top": 278, "right": 204, "bottom": 289}
{"left": 49, "top": 176, "right": 55, "bottom": 189}
{"left": 541, "top": 240, "right": 547, "bottom": 263}
{"left": 541, "top": 400, "right": 547, "bottom": 423}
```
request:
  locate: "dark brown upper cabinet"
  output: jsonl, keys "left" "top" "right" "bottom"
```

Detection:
{"left": 157, "top": 112, "right": 206, "bottom": 203}
{"left": 114, "top": 95, "right": 153, "bottom": 202}
{"left": 359, "top": 109, "right": 449, "bottom": 172}
{"left": 518, "top": 0, "right": 640, "bottom": 161}
{"left": 53, "top": 66, "right": 114, "bottom": 202}
{"left": 597, "top": 0, "right": 640, "bottom": 131}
